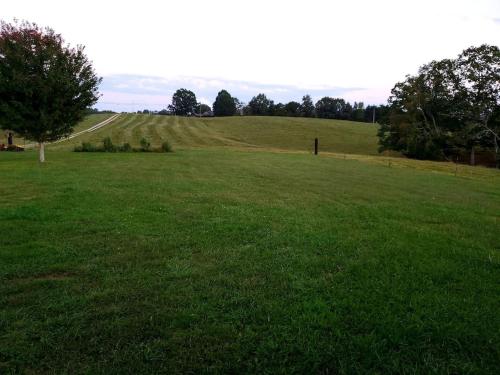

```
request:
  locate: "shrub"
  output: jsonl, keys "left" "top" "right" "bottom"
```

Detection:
{"left": 120, "top": 142, "right": 132, "bottom": 152}
{"left": 103, "top": 137, "right": 116, "bottom": 152}
{"left": 74, "top": 142, "right": 96, "bottom": 152}
{"left": 140, "top": 138, "right": 151, "bottom": 152}
{"left": 73, "top": 138, "right": 169, "bottom": 154}
{"left": 160, "top": 141, "right": 173, "bottom": 153}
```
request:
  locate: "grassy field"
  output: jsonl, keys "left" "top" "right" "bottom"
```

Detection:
{"left": 51, "top": 114, "right": 380, "bottom": 155}
{"left": 3, "top": 114, "right": 114, "bottom": 147}
{"left": 1, "top": 143, "right": 499, "bottom": 373}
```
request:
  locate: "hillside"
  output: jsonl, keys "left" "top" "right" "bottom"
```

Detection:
{"left": 4, "top": 114, "right": 115, "bottom": 148}
{"left": 51, "top": 114, "right": 380, "bottom": 155}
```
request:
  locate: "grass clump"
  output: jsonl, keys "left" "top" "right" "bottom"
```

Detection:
{"left": 160, "top": 141, "right": 173, "bottom": 153}
{"left": 139, "top": 137, "right": 151, "bottom": 152}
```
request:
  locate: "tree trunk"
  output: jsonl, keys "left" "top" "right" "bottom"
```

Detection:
{"left": 39, "top": 142, "right": 45, "bottom": 163}
{"left": 470, "top": 145, "right": 475, "bottom": 166}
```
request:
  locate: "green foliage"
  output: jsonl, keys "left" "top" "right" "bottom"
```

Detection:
{"left": 284, "top": 101, "right": 301, "bottom": 117}
{"left": 379, "top": 44, "right": 500, "bottom": 164}
{"left": 213, "top": 90, "right": 236, "bottom": 116}
{"left": 102, "top": 137, "right": 116, "bottom": 152}
{"left": 160, "top": 141, "right": 173, "bottom": 153}
{"left": 74, "top": 142, "right": 97, "bottom": 152}
{"left": 315, "top": 97, "right": 353, "bottom": 120}
{"left": 120, "top": 142, "right": 132, "bottom": 152}
{"left": 270, "top": 103, "right": 287, "bottom": 116}
{"left": 301, "top": 95, "right": 315, "bottom": 117}
{"left": 83, "top": 142, "right": 96, "bottom": 152}
{"left": 74, "top": 139, "right": 142, "bottom": 153}
{"left": 195, "top": 103, "right": 211, "bottom": 115}
{"left": 140, "top": 137, "right": 151, "bottom": 152}
{"left": 233, "top": 97, "right": 244, "bottom": 115}
{"left": 247, "top": 93, "right": 272, "bottom": 115}
{"left": 168, "top": 88, "right": 197, "bottom": 116}
{"left": 0, "top": 20, "right": 101, "bottom": 160}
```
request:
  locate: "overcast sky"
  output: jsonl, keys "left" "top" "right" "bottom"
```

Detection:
{"left": 3, "top": 0, "right": 500, "bottom": 111}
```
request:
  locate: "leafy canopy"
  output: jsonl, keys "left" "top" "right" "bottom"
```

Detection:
{"left": 168, "top": 88, "right": 197, "bottom": 116}
{"left": 0, "top": 20, "right": 101, "bottom": 142}
{"left": 378, "top": 44, "right": 500, "bottom": 163}
{"left": 247, "top": 93, "right": 272, "bottom": 115}
{"left": 212, "top": 90, "right": 236, "bottom": 116}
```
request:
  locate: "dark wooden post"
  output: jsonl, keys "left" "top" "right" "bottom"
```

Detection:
{"left": 314, "top": 138, "right": 318, "bottom": 155}
{"left": 8, "top": 132, "right": 13, "bottom": 146}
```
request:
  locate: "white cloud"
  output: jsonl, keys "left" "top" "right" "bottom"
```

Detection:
{"left": 2, "top": 0, "right": 499, "bottom": 108}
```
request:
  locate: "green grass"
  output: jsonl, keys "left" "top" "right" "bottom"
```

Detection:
{"left": 1, "top": 148, "right": 499, "bottom": 374}
{"left": 4, "top": 114, "right": 114, "bottom": 147}
{"left": 51, "top": 114, "right": 380, "bottom": 155}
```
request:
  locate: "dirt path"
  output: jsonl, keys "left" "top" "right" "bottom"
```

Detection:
{"left": 53, "top": 114, "right": 121, "bottom": 143}
{"left": 24, "top": 114, "right": 120, "bottom": 148}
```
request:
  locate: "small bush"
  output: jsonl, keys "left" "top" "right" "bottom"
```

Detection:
{"left": 120, "top": 143, "right": 132, "bottom": 152}
{"left": 160, "top": 141, "right": 173, "bottom": 153}
{"left": 73, "top": 138, "right": 172, "bottom": 154}
{"left": 103, "top": 137, "right": 116, "bottom": 152}
{"left": 140, "top": 138, "right": 151, "bottom": 152}
{"left": 74, "top": 142, "right": 97, "bottom": 152}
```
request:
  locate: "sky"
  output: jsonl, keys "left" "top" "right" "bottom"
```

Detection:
{"left": 2, "top": 0, "right": 500, "bottom": 111}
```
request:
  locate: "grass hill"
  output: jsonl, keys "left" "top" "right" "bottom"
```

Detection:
{"left": 51, "top": 114, "right": 380, "bottom": 155}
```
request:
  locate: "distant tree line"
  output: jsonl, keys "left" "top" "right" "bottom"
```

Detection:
{"left": 377, "top": 44, "right": 499, "bottom": 166}
{"left": 86, "top": 108, "right": 116, "bottom": 115}
{"left": 150, "top": 89, "right": 385, "bottom": 123}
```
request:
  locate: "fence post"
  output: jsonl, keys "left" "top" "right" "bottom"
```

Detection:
{"left": 314, "top": 138, "right": 318, "bottom": 155}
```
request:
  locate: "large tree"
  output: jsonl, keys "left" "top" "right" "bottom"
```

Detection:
{"left": 379, "top": 60, "right": 460, "bottom": 159}
{"left": 195, "top": 103, "right": 211, "bottom": 116}
{"left": 284, "top": 101, "right": 301, "bottom": 117}
{"left": 168, "top": 88, "right": 197, "bottom": 116}
{"left": 212, "top": 90, "right": 236, "bottom": 116}
{"left": 247, "top": 93, "right": 272, "bottom": 115}
{"left": 315, "top": 97, "right": 347, "bottom": 119}
{"left": 300, "top": 95, "right": 315, "bottom": 117}
{"left": 455, "top": 45, "right": 500, "bottom": 165}
{"left": 233, "top": 97, "right": 244, "bottom": 115}
{"left": 0, "top": 20, "right": 101, "bottom": 162}
{"left": 379, "top": 45, "right": 499, "bottom": 165}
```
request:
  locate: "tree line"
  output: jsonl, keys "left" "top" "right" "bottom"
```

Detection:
{"left": 377, "top": 44, "right": 499, "bottom": 166}
{"left": 148, "top": 88, "right": 387, "bottom": 124}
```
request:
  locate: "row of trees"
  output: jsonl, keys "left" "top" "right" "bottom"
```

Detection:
{"left": 377, "top": 44, "right": 500, "bottom": 166}
{"left": 163, "top": 88, "right": 384, "bottom": 123}
{"left": 244, "top": 94, "right": 387, "bottom": 122}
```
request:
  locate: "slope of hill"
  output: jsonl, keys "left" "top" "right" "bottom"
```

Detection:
{"left": 2, "top": 113, "right": 115, "bottom": 148}
{"left": 51, "top": 114, "right": 380, "bottom": 155}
